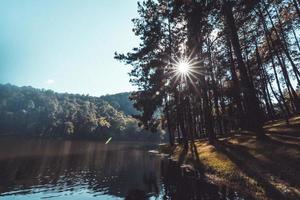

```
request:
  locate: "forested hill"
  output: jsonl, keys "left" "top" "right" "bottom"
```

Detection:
{"left": 100, "top": 92, "right": 139, "bottom": 116}
{"left": 0, "top": 84, "right": 160, "bottom": 141}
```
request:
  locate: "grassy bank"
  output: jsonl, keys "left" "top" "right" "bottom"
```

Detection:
{"left": 161, "top": 116, "right": 300, "bottom": 200}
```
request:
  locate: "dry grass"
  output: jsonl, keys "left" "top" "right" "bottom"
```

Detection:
{"left": 163, "top": 115, "right": 300, "bottom": 200}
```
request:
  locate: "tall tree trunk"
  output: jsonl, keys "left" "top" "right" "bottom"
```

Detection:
{"left": 165, "top": 100, "right": 174, "bottom": 146}
{"left": 274, "top": 6, "right": 300, "bottom": 85}
{"left": 186, "top": 96, "right": 195, "bottom": 144}
{"left": 186, "top": 2, "right": 216, "bottom": 143}
{"left": 208, "top": 40, "right": 223, "bottom": 135}
{"left": 291, "top": 24, "right": 300, "bottom": 53}
{"left": 219, "top": 84, "right": 228, "bottom": 133}
{"left": 265, "top": 82, "right": 276, "bottom": 119}
{"left": 223, "top": 0, "right": 265, "bottom": 138}
{"left": 255, "top": 40, "right": 273, "bottom": 120}
{"left": 201, "top": 77, "right": 215, "bottom": 143}
{"left": 198, "top": 98, "right": 205, "bottom": 137}
{"left": 242, "top": 27, "right": 255, "bottom": 88}
{"left": 260, "top": 9, "right": 300, "bottom": 113}
{"left": 266, "top": 75, "right": 289, "bottom": 124}
{"left": 262, "top": 2, "right": 300, "bottom": 86}
{"left": 226, "top": 36, "right": 245, "bottom": 128}
{"left": 264, "top": 31, "right": 291, "bottom": 116}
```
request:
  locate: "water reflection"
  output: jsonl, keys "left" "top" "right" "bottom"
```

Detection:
{"left": 0, "top": 137, "right": 249, "bottom": 199}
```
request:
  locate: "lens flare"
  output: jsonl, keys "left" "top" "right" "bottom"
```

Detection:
{"left": 166, "top": 53, "right": 204, "bottom": 86}
{"left": 177, "top": 61, "right": 190, "bottom": 74}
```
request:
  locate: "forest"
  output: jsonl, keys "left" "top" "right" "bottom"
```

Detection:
{"left": 116, "top": 0, "right": 300, "bottom": 145}
{"left": 0, "top": 84, "right": 162, "bottom": 141}
{"left": 114, "top": 0, "right": 300, "bottom": 198}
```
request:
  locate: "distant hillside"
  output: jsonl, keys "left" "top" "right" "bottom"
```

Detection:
{"left": 100, "top": 92, "right": 139, "bottom": 116}
{"left": 0, "top": 84, "right": 161, "bottom": 141}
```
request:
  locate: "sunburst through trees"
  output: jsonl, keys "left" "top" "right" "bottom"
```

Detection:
{"left": 116, "top": 0, "right": 300, "bottom": 146}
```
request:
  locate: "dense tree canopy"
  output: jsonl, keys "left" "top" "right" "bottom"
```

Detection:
{"left": 116, "top": 0, "right": 300, "bottom": 146}
{"left": 100, "top": 92, "right": 139, "bottom": 116}
{"left": 0, "top": 84, "right": 162, "bottom": 141}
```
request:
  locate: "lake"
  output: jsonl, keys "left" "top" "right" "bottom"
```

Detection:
{"left": 0, "top": 137, "right": 248, "bottom": 200}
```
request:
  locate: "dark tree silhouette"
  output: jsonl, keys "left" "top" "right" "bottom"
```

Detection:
{"left": 116, "top": 0, "right": 300, "bottom": 145}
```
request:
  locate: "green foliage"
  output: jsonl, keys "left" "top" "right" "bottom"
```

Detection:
{"left": 0, "top": 84, "right": 163, "bottom": 141}
{"left": 100, "top": 92, "right": 139, "bottom": 116}
{"left": 64, "top": 122, "right": 75, "bottom": 135}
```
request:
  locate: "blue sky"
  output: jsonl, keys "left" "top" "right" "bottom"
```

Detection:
{"left": 0, "top": 0, "right": 139, "bottom": 96}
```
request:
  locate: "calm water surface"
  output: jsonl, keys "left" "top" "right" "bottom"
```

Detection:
{"left": 0, "top": 137, "right": 248, "bottom": 200}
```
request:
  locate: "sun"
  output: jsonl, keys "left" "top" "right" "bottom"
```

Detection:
{"left": 166, "top": 52, "right": 204, "bottom": 86}
{"left": 177, "top": 61, "right": 190, "bottom": 74}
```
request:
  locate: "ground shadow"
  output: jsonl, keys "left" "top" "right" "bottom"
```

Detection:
{"left": 267, "top": 130, "right": 300, "bottom": 138}
{"left": 213, "top": 140, "right": 287, "bottom": 200}
{"left": 176, "top": 145, "right": 188, "bottom": 165}
{"left": 262, "top": 136, "right": 300, "bottom": 150}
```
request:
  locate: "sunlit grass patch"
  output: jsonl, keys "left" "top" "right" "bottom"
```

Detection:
{"left": 196, "top": 142, "right": 236, "bottom": 176}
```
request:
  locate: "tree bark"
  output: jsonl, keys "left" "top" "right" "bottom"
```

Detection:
{"left": 223, "top": 0, "right": 265, "bottom": 138}
{"left": 226, "top": 36, "right": 245, "bottom": 128}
